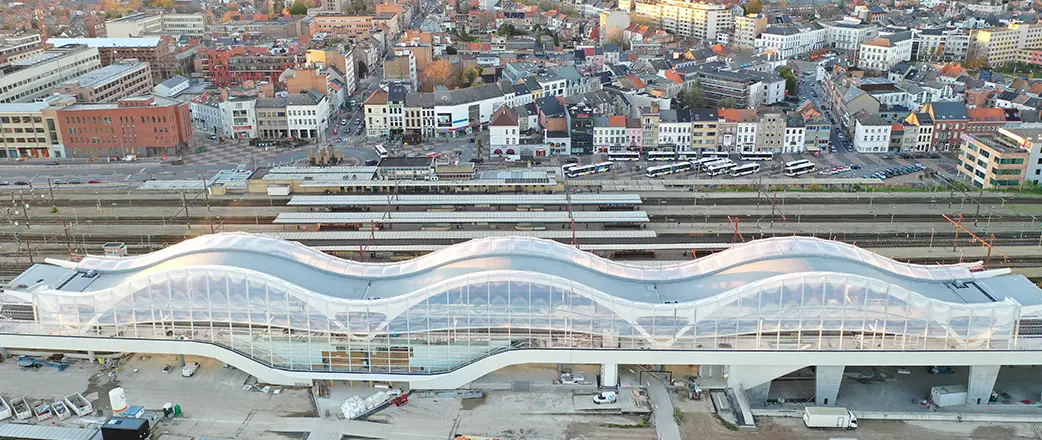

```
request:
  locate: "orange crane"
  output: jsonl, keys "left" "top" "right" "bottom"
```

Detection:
{"left": 360, "top": 180, "right": 399, "bottom": 261}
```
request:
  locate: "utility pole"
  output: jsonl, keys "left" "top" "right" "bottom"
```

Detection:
{"left": 46, "top": 178, "right": 55, "bottom": 210}
{"left": 181, "top": 193, "right": 191, "bottom": 230}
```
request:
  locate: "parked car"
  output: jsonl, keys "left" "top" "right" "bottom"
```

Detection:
{"left": 69, "top": 180, "right": 83, "bottom": 185}
{"left": 182, "top": 362, "right": 201, "bottom": 377}
{"left": 162, "top": 364, "right": 172, "bottom": 373}
{"left": 469, "top": 157, "right": 484, "bottom": 163}
{"left": 14, "top": 181, "right": 29, "bottom": 186}
{"left": 468, "top": 138, "right": 476, "bottom": 143}
{"left": 53, "top": 179, "right": 67, "bottom": 185}
{"left": 593, "top": 391, "right": 617, "bottom": 404}
{"left": 928, "top": 366, "right": 954, "bottom": 375}
{"left": 206, "top": 134, "right": 219, "bottom": 140}
{"left": 365, "top": 159, "right": 379, "bottom": 166}
{"left": 88, "top": 179, "right": 101, "bottom": 184}
{"left": 0, "top": 181, "right": 8, "bottom": 185}
{"left": 566, "top": 157, "right": 579, "bottom": 164}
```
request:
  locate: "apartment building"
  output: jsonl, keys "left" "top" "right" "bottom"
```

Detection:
{"left": 195, "top": 47, "right": 301, "bottom": 87}
{"left": 207, "top": 19, "right": 304, "bottom": 40}
{"left": 58, "top": 95, "right": 192, "bottom": 158}
{"left": 657, "top": 109, "right": 692, "bottom": 150}
{"left": 733, "top": 14, "right": 767, "bottom": 50}
{"left": 996, "top": 128, "right": 1042, "bottom": 185}
{"left": 105, "top": 13, "right": 208, "bottom": 37}
{"left": 58, "top": 61, "right": 153, "bottom": 103}
{"left": 821, "top": 20, "right": 878, "bottom": 50}
{"left": 490, "top": 106, "right": 521, "bottom": 159}
{"left": 718, "top": 107, "right": 757, "bottom": 152}
{"left": 757, "top": 23, "right": 827, "bottom": 58}
{"left": 310, "top": 15, "right": 377, "bottom": 40}
{"left": 48, "top": 37, "right": 184, "bottom": 85}
{"left": 0, "top": 45, "right": 102, "bottom": 104}
{"left": 0, "top": 94, "right": 76, "bottom": 159}
{"left": 857, "top": 32, "right": 914, "bottom": 72}
{"left": 853, "top": 115, "right": 892, "bottom": 153}
{"left": 690, "top": 108, "right": 719, "bottom": 151}
{"left": 0, "top": 31, "right": 45, "bottom": 68}
{"left": 959, "top": 131, "right": 1029, "bottom": 189}
{"left": 754, "top": 110, "right": 786, "bottom": 153}
{"left": 633, "top": 0, "right": 733, "bottom": 41}
{"left": 922, "top": 101, "right": 969, "bottom": 152}
{"left": 783, "top": 115, "right": 806, "bottom": 154}
{"left": 255, "top": 98, "right": 290, "bottom": 139}
{"left": 969, "top": 23, "right": 1042, "bottom": 66}
{"left": 593, "top": 115, "right": 629, "bottom": 153}
{"left": 915, "top": 29, "right": 971, "bottom": 61}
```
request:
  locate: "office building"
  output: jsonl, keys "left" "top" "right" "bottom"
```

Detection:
{"left": 48, "top": 37, "right": 185, "bottom": 85}
{"left": 57, "top": 95, "right": 192, "bottom": 158}
{"left": 0, "top": 45, "right": 101, "bottom": 104}
{"left": 58, "top": 60, "right": 153, "bottom": 103}
{"left": 959, "top": 131, "right": 1029, "bottom": 188}
{"left": 633, "top": 0, "right": 733, "bottom": 41}
{"left": 0, "top": 94, "right": 76, "bottom": 159}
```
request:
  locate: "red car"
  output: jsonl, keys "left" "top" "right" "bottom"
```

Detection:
{"left": 88, "top": 179, "right": 101, "bottom": 184}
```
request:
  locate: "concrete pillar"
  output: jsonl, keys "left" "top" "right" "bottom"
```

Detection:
{"left": 556, "top": 363, "right": 564, "bottom": 373}
{"left": 815, "top": 365, "right": 845, "bottom": 406}
{"left": 601, "top": 363, "right": 618, "bottom": 388}
{"left": 178, "top": 354, "right": 186, "bottom": 367}
{"left": 0, "top": 347, "right": 8, "bottom": 361}
{"left": 745, "top": 382, "right": 771, "bottom": 406}
{"left": 88, "top": 351, "right": 96, "bottom": 364}
{"left": 967, "top": 365, "right": 1001, "bottom": 406}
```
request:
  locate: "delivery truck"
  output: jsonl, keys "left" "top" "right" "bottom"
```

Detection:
{"left": 803, "top": 407, "right": 858, "bottom": 430}
{"left": 930, "top": 385, "right": 967, "bottom": 407}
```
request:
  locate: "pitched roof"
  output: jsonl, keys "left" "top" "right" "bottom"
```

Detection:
{"left": 490, "top": 106, "right": 519, "bottom": 126}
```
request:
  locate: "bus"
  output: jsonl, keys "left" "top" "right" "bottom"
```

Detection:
{"left": 562, "top": 163, "right": 579, "bottom": 174}
{"left": 730, "top": 163, "right": 761, "bottom": 177}
{"left": 739, "top": 151, "right": 775, "bottom": 161}
{"left": 607, "top": 152, "right": 640, "bottom": 161}
{"left": 704, "top": 160, "right": 737, "bottom": 177}
{"left": 566, "top": 161, "right": 614, "bottom": 178}
{"left": 374, "top": 144, "right": 389, "bottom": 159}
{"left": 647, "top": 151, "right": 678, "bottom": 161}
{"left": 677, "top": 150, "right": 699, "bottom": 160}
{"left": 702, "top": 151, "right": 729, "bottom": 160}
{"left": 645, "top": 161, "right": 694, "bottom": 178}
{"left": 784, "top": 159, "right": 815, "bottom": 177}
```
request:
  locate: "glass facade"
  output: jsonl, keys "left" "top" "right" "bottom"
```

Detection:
{"left": 0, "top": 234, "right": 1031, "bottom": 377}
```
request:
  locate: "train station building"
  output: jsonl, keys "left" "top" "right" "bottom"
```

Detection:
{"left": 2, "top": 233, "right": 1041, "bottom": 407}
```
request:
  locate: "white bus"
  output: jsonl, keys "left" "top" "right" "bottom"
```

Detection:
{"left": 374, "top": 144, "right": 389, "bottom": 159}
{"left": 677, "top": 150, "right": 699, "bottom": 160}
{"left": 607, "top": 152, "right": 640, "bottom": 161}
{"left": 730, "top": 163, "right": 760, "bottom": 177}
{"left": 702, "top": 151, "right": 729, "bottom": 160}
{"left": 704, "top": 160, "right": 737, "bottom": 177}
{"left": 739, "top": 151, "right": 775, "bottom": 161}
{"left": 562, "top": 163, "right": 579, "bottom": 174}
{"left": 647, "top": 151, "right": 678, "bottom": 161}
{"left": 566, "top": 161, "right": 614, "bottom": 178}
{"left": 645, "top": 161, "right": 694, "bottom": 178}
{"left": 784, "top": 159, "right": 816, "bottom": 177}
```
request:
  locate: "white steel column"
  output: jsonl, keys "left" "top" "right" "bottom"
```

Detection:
{"left": 601, "top": 362, "right": 618, "bottom": 387}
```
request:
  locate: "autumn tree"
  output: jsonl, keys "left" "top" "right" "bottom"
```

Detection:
{"left": 147, "top": 0, "right": 176, "bottom": 8}
{"left": 605, "top": 28, "right": 629, "bottom": 50}
{"left": 289, "top": 0, "right": 308, "bottom": 15}
{"left": 103, "top": 0, "right": 124, "bottom": 18}
{"left": 127, "top": 0, "right": 142, "bottom": 11}
{"left": 475, "top": 11, "right": 494, "bottom": 30}
{"left": 422, "top": 59, "right": 457, "bottom": 90}
{"left": 745, "top": 0, "right": 763, "bottom": 14}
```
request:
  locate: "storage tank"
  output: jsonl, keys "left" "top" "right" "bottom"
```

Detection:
{"left": 109, "top": 388, "right": 128, "bottom": 414}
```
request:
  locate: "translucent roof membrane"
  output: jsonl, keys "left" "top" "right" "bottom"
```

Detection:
{"left": 73, "top": 233, "right": 979, "bottom": 283}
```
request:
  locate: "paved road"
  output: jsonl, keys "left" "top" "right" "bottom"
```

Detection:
{"left": 645, "top": 372, "right": 682, "bottom": 440}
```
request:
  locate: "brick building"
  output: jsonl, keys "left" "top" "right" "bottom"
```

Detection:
{"left": 195, "top": 46, "right": 300, "bottom": 87}
{"left": 58, "top": 95, "right": 192, "bottom": 158}
{"left": 48, "top": 37, "right": 185, "bottom": 85}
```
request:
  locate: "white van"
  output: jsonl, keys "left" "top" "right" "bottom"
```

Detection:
{"left": 181, "top": 362, "right": 200, "bottom": 377}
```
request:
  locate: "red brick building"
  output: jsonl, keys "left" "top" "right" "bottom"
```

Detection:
{"left": 195, "top": 46, "right": 301, "bottom": 87}
{"left": 58, "top": 95, "right": 193, "bottom": 158}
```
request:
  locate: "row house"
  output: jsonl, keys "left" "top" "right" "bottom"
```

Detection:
{"left": 365, "top": 81, "right": 513, "bottom": 139}
{"left": 922, "top": 101, "right": 970, "bottom": 152}
{"left": 593, "top": 115, "right": 632, "bottom": 153}
{"left": 756, "top": 23, "right": 827, "bottom": 59}
{"left": 853, "top": 114, "right": 892, "bottom": 153}
{"left": 195, "top": 47, "right": 301, "bottom": 87}
{"left": 796, "top": 101, "right": 832, "bottom": 153}
{"left": 718, "top": 108, "right": 757, "bottom": 152}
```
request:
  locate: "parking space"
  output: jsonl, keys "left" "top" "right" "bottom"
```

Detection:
{"left": 829, "top": 366, "right": 1042, "bottom": 412}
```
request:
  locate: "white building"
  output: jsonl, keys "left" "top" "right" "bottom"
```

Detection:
{"left": 287, "top": 90, "right": 330, "bottom": 141}
{"left": 190, "top": 92, "right": 223, "bottom": 134}
{"left": 783, "top": 121, "right": 806, "bottom": 154}
{"left": 489, "top": 106, "right": 520, "bottom": 159}
{"left": 854, "top": 116, "right": 892, "bottom": 153}
{"left": 915, "top": 28, "right": 971, "bottom": 61}
{"left": 219, "top": 96, "right": 257, "bottom": 139}
{"left": 857, "top": 31, "right": 914, "bottom": 72}
{"left": 0, "top": 45, "right": 101, "bottom": 103}
{"left": 821, "top": 20, "right": 878, "bottom": 50}
{"left": 161, "top": 14, "right": 207, "bottom": 36}
{"left": 657, "top": 109, "right": 692, "bottom": 149}
{"left": 635, "top": 0, "right": 733, "bottom": 41}
{"left": 154, "top": 75, "right": 190, "bottom": 98}
{"left": 757, "top": 23, "right": 827, "bottom": 59}
{"left": 105, "top": 12, "right": 207, "bottom": 37}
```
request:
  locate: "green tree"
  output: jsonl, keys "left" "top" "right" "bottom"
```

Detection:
{"left": 676, "top": 83, "right": 705, "bottom": 109}
{"left": 778, "top": 66, "right": 798, "bottom": 97}
{"left": 717, "top": 98, "right": 740, "bottom": 108}
{"left": 289, "top": 0, "right": 308, "bottom": 15}
{"left": 458, "top": 65, "right": 483, "bottom": 88}
{"left": 745, "top": 0, "right": 763, "bottom": 14}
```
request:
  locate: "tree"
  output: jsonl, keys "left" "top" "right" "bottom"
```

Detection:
{"left": 127, "top": 0, "right": 142, "bottom": 11}
{"left": 498, "top": 23, "right": 526, "bottom": 37}
{"left": 475, "top": 11, "right": 494, "bottom": 30}
{"left": 717, "top": 98, "right": 740, "bottom": 109}
{"left": 745, "top": 0, "right": 763, "bottom": 14}
{"left": 147, "top": 0, "right": 175, "bottom": 8}
{"left": 778, "top": 66, "right": 798, "bottom": 97}
{"left": 423, "top": 59, "right": 457, "bottom": 90}
{"left": 289, "top": 0, "right": 308, "bottom": 15}
{"left": 605, "top": 28, "right": 629, "bottom": 50}
{"left": 458, "top": 65, "right": 482, "bottom": 88}
{"left": 103, "top": 0, "right": 123, "bottom": 17}
{"left": 677, "top": 82, "right": 705, "bottom": 109}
